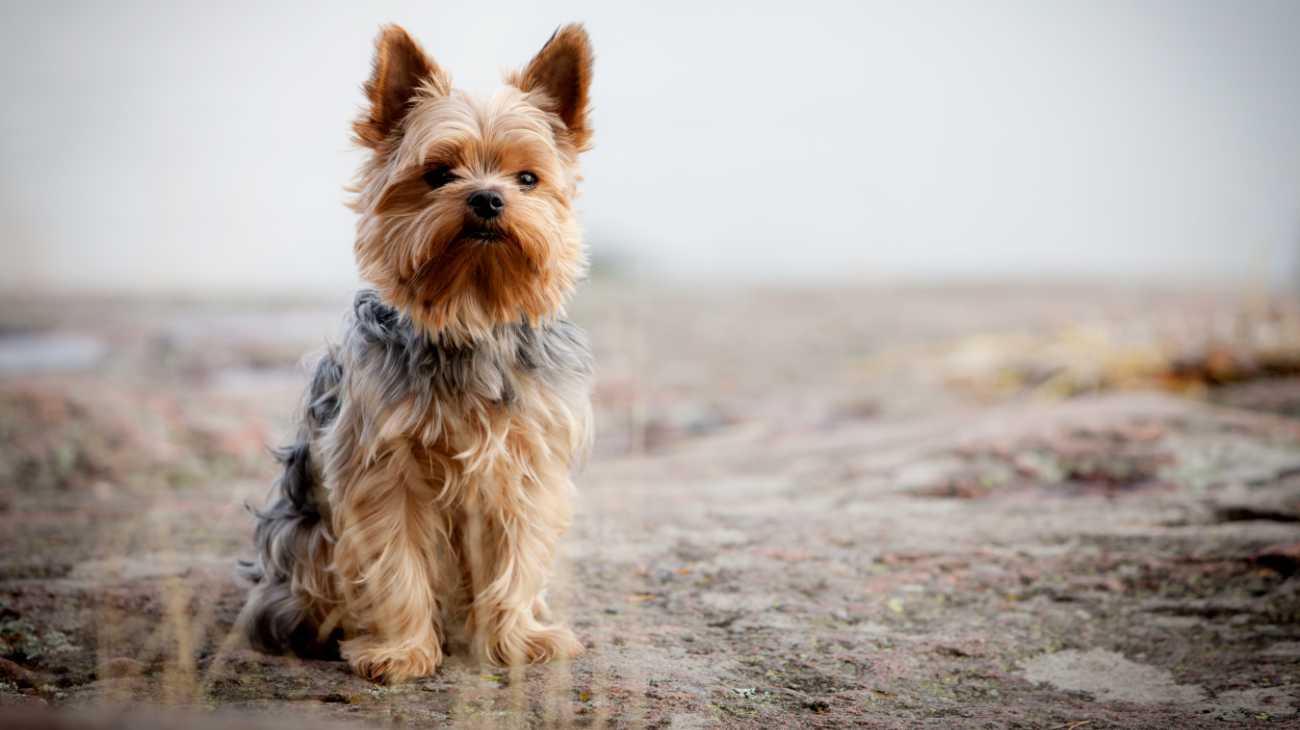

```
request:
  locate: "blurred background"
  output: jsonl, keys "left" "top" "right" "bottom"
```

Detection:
{"left": 4, "top": 2, "right": 1300, "bottom": 726}
{"left": 2, "top": 0, "right": 1299, "bottom": 294}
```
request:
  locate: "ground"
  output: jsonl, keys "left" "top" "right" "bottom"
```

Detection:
{"left": 1, "top": 282, "right": 1299, "bottom": 728}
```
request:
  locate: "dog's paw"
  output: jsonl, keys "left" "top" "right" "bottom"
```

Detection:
{"left": 484, "top": 623, "right": 584, "bottom": 666}
{"left": 342, "top": 637, "right": 443, "bottom": 683}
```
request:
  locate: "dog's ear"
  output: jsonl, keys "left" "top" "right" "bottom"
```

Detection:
{"left": 514, "top": 24, "right": 593, "bottom": 151}
{"left": 354, "top": 25, "right": 449, "bottom": 150}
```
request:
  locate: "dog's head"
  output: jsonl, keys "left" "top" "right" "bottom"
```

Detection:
{"left": 350, "top": 25, "right": 593, "bottom": 341}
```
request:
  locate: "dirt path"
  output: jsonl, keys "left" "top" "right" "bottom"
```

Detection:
{"left": 1, "top": 284, "right": 1298, "bottom": 727}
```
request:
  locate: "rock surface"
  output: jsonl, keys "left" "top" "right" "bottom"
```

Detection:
{"left": 1, "top": 283, "right": 1298, "bottom": 727}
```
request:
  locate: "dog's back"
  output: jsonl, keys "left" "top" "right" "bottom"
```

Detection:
{"left": 237, "top": 352, "right": 344, "bottom": 657}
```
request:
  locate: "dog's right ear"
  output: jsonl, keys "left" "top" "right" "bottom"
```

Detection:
{"left": 353, "top": 25, "right": 449, "bottom": 150}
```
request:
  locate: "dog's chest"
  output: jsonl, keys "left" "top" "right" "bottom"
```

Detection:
{"left": 341, "top": 291, "right": 593, "bottom": 475}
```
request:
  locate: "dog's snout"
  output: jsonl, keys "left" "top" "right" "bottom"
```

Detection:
{"left": 467, "top": 189, "right": 505, "bottom": 219}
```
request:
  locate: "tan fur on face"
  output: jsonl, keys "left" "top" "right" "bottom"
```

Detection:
{"left": 267, "top": 24, "right": 597, "bottom": 684}
{"left": 351, "top": 26, "right": 592, "bottom": 344}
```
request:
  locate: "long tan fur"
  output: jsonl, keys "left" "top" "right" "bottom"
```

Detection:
{"left": 240, "top": 23, "right": 595, "bottom": 683}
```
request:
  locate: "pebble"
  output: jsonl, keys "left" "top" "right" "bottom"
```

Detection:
{"left": 0, "top": 657, "right": 38, "bottom": 688}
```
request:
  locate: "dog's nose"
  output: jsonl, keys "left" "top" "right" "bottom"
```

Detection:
{"left": 467, "top": 189, "right": 505, "bottom": 219}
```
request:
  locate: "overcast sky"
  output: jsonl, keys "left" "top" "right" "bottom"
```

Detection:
{"left": 2, "top": 1, "right": 1298, "bottom": 294}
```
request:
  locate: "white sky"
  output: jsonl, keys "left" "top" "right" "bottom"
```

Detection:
{"left": 2, "top": 0, "right": 1298, "bottom": 294}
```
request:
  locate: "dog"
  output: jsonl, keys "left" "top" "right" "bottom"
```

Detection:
{"left": 237, "top": 23, "right": 595, "bottom": 684}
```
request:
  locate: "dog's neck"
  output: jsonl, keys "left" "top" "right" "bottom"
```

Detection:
{"left": 344, "top": 289, "right": 591, "bottom": 407}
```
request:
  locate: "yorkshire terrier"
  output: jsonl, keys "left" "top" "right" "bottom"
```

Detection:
{"left": 238, "top": 23, "right": 595, "bottom": 683}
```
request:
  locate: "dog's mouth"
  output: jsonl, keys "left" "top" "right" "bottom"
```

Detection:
{"left": 459, "top": 224, "right": 503, "bottom": 243}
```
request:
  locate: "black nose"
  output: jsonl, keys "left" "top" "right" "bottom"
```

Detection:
{"left": 467, "top": 189, "right": 505, "bottom": 219}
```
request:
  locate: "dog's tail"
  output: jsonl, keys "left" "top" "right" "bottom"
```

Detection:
{"left": 237, "top": 351, "right": 344, "bottom": 657}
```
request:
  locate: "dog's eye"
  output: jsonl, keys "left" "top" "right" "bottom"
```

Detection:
{"left": 423, "top": 165, "right": 457, "bottom": 190}
{"left": 517, "top": 171, "right": 539, "bottom": 189}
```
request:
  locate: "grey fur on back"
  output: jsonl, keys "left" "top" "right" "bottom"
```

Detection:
{"left": 237, "top": 349, "right": 342, "bottom": 656}
{"left": 238, "top": 289, "right": 593, "bottom": 656}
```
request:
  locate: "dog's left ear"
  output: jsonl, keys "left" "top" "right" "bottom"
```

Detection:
{"left": 514, "top": 24, "right": 593, "bottom": 151}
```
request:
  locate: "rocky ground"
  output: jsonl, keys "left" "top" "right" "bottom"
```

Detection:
{"left": 1, "top": 282, "right": 1299, "bottom": 728}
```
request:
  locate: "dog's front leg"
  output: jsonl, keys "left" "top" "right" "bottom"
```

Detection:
{"left": 460, "top": 476, "right": 583, "bottom": 666}
{"left": 331, "top": 444, "right": 448, "bottom": 682}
